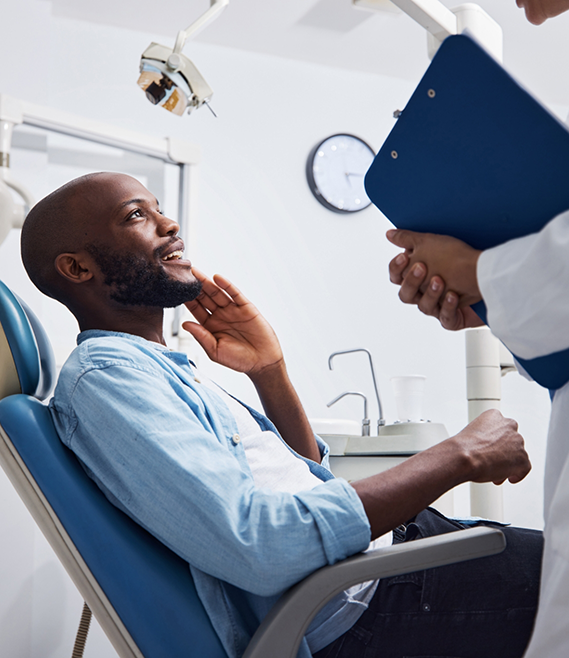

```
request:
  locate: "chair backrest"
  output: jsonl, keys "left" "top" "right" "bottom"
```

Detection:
{"left": 0, "top": 281, "right": 227, "bottom": 658}
{"left": 0, "top": 281, "right": 55, "bottom": 400}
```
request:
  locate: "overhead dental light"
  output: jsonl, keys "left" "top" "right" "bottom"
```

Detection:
{"left": 138, "top": 0, "right": 229, "bottom": 117}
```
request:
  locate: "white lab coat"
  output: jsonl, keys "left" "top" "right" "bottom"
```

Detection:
{"left": 478, "top": 209, "right": 569, "bottom": 657}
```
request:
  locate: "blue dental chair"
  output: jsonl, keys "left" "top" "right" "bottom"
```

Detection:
{"left": 0, "top": 280, "right": 507, "bottom": 658}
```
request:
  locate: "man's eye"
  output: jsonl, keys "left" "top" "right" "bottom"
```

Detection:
{"left": 128, "top": 209, "right": 143, "bottom": 220}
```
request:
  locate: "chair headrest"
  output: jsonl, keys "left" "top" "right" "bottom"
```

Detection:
{"left": 0, "top": 280, "right": 56, "bottom": 400}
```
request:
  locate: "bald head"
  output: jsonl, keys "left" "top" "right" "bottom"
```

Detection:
{"left": 20, "top": 172, "right": 199, "bottom": 331}
{"left": 21, "top": 172, "right": 136, "bottom": 303}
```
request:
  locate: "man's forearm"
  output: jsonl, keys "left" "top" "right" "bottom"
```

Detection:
{"left": 352, "top": 439, "right": 468, "bottom": 539}
{"left": 249, "top": 361, "right": 321, "bottom": 463}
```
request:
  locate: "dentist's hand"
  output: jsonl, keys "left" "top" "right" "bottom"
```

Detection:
{"left": 391, "top": 259, "right": 484, "bottom": 331}
{"left": 387, "top": 229, "right": 485, "bottom": 331}
{"left": 182, "top": 269, "right": 283, "bottom": 377}
{"left": 387, "top": 229, "right": 483, "bottom": 307}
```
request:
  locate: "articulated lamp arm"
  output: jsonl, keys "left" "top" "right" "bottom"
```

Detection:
{"left": 172, "top": 0, "right": 230, "bottom": 55}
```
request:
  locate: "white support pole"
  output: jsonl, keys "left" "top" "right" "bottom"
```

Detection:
{"left": 465, "top": 328, "right": 504, "bottom": 521}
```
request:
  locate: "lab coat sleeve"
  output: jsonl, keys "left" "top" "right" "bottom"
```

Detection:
{"left": 477, "top": 209, "right": 569, "bottom": 360}
{"left": 53, "top": 363, "right": 371, "bottom": 598}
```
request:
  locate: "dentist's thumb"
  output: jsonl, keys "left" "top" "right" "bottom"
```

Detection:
{"left": 386, "top": 228, "right": 418, "bottom": 249}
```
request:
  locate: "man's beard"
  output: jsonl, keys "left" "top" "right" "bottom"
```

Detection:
{"left": 85, "top": 243, "right": 202, "bottom": 307}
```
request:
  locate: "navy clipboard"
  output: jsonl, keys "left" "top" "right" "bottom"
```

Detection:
{"left": 365, "top": 34, "right": 569, "bottom": 390}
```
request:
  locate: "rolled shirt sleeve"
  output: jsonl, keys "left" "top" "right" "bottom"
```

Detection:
{"left": 52, "top": 359, "right": 371, "bottom": 598}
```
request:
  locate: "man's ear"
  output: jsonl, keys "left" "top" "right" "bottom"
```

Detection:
{"left": 54, "top": 253, "right": 94, "bottom": 284}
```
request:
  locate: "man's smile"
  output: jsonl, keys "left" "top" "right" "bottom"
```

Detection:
{"left": 162, "top": 249, "right": 184, "bottom": 262}
{"left": 158, "top": 239, "right": 192, "bottom": 267}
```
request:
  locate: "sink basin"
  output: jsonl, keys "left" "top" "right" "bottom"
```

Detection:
{"left": 312, "top": 420, "right": 449, "bottom": 456}
{"left": 346, "top": 422, "right": 449, "bottom": 455}
{"left": 309, "top": 418, "right": 361, "bottom": 455}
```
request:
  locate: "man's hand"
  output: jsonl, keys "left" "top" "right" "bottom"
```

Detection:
{"left": 449, "top": 409, "right": 531, "bottom": 485}
{"left": 387, "top": 229, "right": 483, "bottom": 307}
{"left": 183, "top": 269, "right": 283, "bottom": 377}
{"left": 183, "top": 269, "right": 321, "bottom": 462}
{"left": 353, "top": 409, "right": 531, "bottom": 539}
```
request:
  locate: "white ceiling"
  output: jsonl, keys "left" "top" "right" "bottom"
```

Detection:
{"left": 51, "top": 0, "right": 569, "bottom": 108}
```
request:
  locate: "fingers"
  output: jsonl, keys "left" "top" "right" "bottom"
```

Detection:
{"left": 181, "top": 320, "right": 217, "bottom": 358}
{"left": 439, "top": 292, "right": 461, "bottom": 329}
{"left": 389, "top": 252, "right": 409, "bottom": 285}
{"left": 507, "top": 454, "right": 532, "bottom": 484}
{"left": 212, "top": 274, "right": 249, "bottom": 307}
{"left": 191, "top": 268, "right": 234, "bottom": 314}
{"left": 417, "top": 276, "right": 445, "bottom": 317}
{"left": 398, "top": 263, "right": 428, "bottom": 304}
{"left": 464, "top": 410, "right": 531, "bottom": 485}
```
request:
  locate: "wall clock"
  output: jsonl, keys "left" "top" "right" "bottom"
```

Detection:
{"left": 306, "top": 134, "right": 375, "bottom": 213}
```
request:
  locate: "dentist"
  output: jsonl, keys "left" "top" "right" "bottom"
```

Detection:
{"left": 387, "top": 1, "right": 569, "bottom": 656}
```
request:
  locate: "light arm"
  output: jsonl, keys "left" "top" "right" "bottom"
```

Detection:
{"left": 354, "top": 0, "right": 502, "bottom": 61}
{"left": 390, "top": 0, "right": 457, "bottom": 40}
{"left": 173, "top": 0, "right": 230, "bottom": 55}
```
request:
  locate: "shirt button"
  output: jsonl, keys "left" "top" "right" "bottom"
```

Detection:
{"left": 232, "top": 433, "right": 241, "bottom": 445}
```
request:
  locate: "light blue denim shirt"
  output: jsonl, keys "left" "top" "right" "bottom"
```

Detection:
{"left": 49, "top": 331, "right": 373, "bottom": 657}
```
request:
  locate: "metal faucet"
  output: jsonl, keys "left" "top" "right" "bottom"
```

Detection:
{"left": 326, "top": 391, "right": 370, "bottom": 436}
{"left": 328, "top": 348, "right": 385, "bottom": 432}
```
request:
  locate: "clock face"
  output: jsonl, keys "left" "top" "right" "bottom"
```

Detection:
{"left": 306, "top": 134, "right": 375, "bottom": 213}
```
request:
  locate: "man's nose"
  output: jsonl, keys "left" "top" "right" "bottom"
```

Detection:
{"left": 157, "top": 213, "right": 180, "bottom": 236}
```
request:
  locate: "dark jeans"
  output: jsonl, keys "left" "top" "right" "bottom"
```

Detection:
{"left": 313, "top": 507, "right": 543, "bottom": 658}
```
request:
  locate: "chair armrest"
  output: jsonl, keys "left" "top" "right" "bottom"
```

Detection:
{"left": 243, "top": 526, "right": 505, "bottom": 658}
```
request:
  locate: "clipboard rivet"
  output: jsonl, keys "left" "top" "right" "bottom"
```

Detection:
{"left": 428, "top": 89, "right": 436, "bottom": 98}
{"left": 391, "top": 150, "right": 398, "bottom": 159}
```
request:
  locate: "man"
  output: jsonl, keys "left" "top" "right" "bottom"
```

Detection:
{"left": 386, "top": 2, "right": 569, "bottom": 657}
{"left": 20, "top": 172, "right": 541, "bottom": 658}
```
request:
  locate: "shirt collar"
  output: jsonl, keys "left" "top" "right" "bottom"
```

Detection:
{"left": 77, "top": 329, "right": 170, "bottom": 352}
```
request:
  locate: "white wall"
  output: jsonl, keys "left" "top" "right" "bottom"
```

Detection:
{"left": 0, "top": 1, "right": 555, "bottom": 656}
